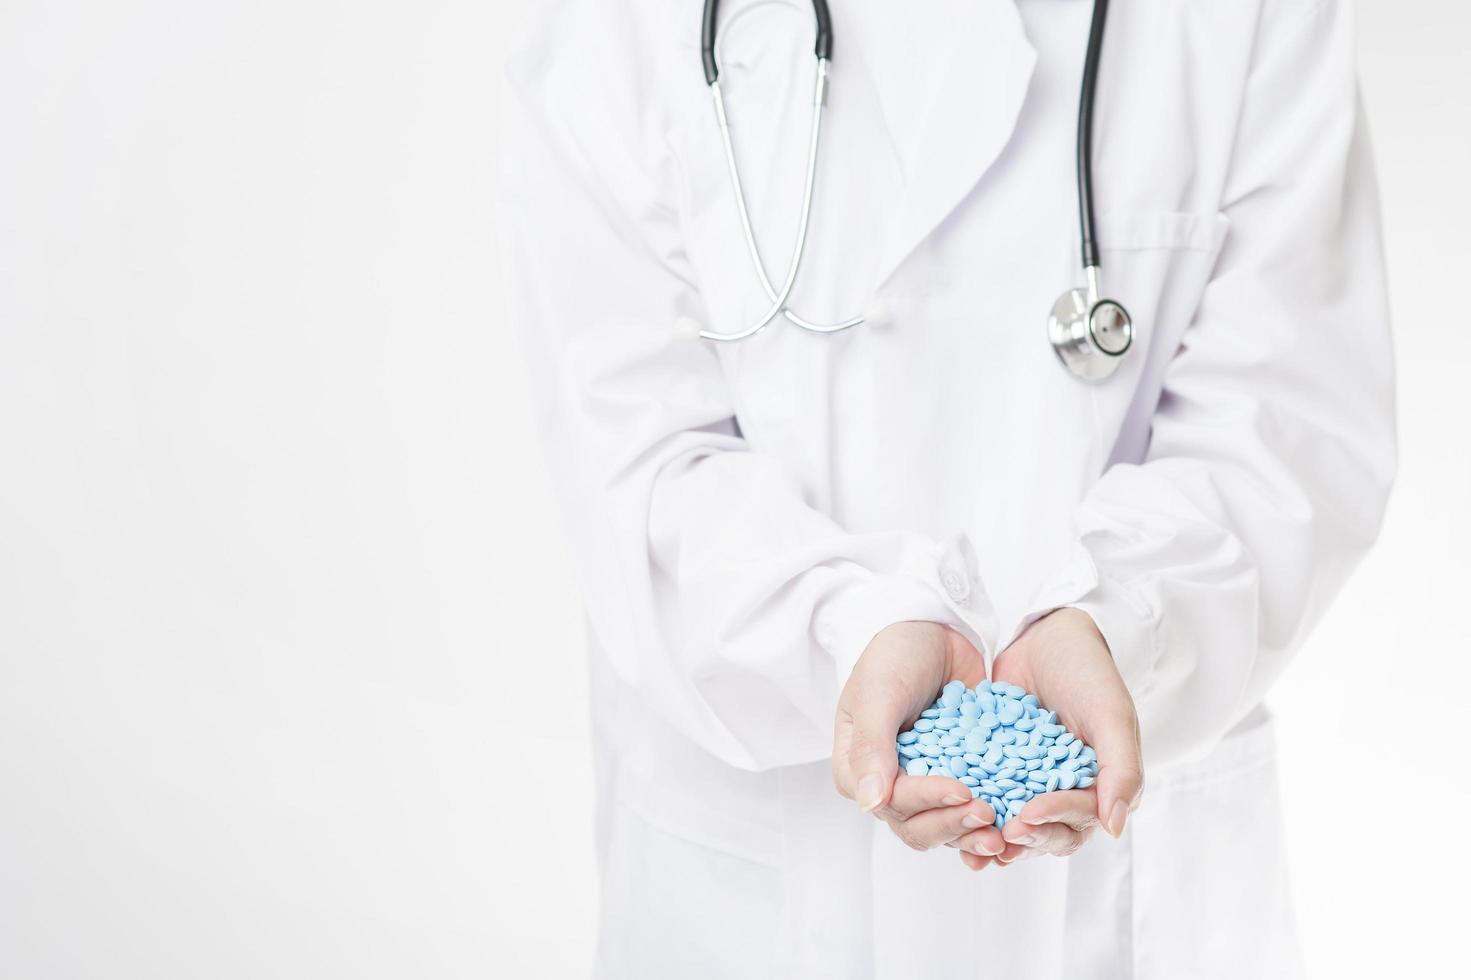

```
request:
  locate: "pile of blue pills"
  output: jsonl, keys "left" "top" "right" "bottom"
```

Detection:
{"left": 896, "top": 680, "right": 1098, "bottom": 828}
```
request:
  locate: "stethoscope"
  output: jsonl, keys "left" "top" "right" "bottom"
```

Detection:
{"left": 698, "top": 0, "right": 1134, "bottom": 382}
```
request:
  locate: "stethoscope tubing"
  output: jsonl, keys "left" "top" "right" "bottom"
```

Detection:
{"left": 698, "top": 0, "right": 1125, "bottom": 367}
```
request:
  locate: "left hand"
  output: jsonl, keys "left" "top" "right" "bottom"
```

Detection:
{"left": 950, "top": 608, "right": 1145, "bottom": 872}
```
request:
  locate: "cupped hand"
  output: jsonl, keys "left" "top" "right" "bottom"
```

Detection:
{"left": 832, "top": 622, "right": 1006, "bottom": 860}
{"left": 980, "top": 607, "right": 1145, "bottom": 869}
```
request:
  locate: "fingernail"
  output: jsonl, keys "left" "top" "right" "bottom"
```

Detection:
{"left": 961, "top": 813, "right": 985, "bottom": 829}
{"left": 857, "top": 774, "right": 886, "bottom": 812}
{"left": 1107, "top": 800, "right": 1128, "bottom": 838}
{"left": 942, "top": 793, "right": 968, "bottom": 806}
{"left": 1013, "top": 834, "right": 1036, "bottom": 847}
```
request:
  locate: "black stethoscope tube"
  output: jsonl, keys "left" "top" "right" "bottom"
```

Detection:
{"left": 702, "top": 0, "right": 834, "bottom": 85}
{"left": 1076, "top": 0, "right": 1109, "bottom": 272}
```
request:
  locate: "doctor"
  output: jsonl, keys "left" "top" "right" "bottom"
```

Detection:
{"left": 500, "top": 0, "right": 1395, "bottom": 976}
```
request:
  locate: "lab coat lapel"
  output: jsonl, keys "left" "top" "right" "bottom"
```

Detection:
{"left": 851, "top": 0, "right": 1038, "bottom": 288}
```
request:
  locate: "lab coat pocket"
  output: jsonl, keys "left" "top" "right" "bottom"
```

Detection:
{"left": 1099, "top": 209, "right": 1231, "bottom": 366}
{"left": 1086, "top": 210, "right": 1232, "bottom": 461}
{"left": 1128, "top": 708, "right": 1302, "bottom": 979}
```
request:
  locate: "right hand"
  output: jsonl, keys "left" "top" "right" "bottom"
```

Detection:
{"left": 831, "top": 621, "right": 1007, "bottom": 863}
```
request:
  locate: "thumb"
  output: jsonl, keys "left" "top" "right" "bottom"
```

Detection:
{"left": 844, "top": 695, "right": 905, "bottom": 813}
{"left": 1089, "top": 709, "right": 1144, "bottom": 838}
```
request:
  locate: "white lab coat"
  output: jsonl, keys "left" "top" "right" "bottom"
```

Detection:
{"left": 499, "top": 0, "right": 1395, "bottom": 976}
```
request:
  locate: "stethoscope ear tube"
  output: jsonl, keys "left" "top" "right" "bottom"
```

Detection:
{"left": 702, "top": 0, "right": 834, "bottom": 84}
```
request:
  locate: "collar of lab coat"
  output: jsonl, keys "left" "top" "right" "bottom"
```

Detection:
{"left": 847, "top": 0, "right": 1038, "bottom": 287}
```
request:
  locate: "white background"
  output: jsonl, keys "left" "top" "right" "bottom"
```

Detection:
{"left": 1, "top": 1, "right": 1466, "bottom": 976}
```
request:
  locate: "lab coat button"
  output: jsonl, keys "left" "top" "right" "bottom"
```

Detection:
{"left": 941, "top": 568, "right": 970, "bottom": 603}
{"left": 937, "top": 533, "right": 980, "bottom": 607}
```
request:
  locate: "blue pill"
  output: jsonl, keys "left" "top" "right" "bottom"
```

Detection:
{"left": 896, "top": 680, "right": 1100, "bottom": 814}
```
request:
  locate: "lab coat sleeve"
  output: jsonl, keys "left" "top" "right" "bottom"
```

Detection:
{"left": 1011, "top": 0, "right": 1396, "bottom": 767}
{"left": 498, "top": 18, "right": 994, "bottom": 771}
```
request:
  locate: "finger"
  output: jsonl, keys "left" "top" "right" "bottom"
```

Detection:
{"left": 1003, "top": 818, "right": 1091, "bottom": 857}
{"left": 958, "top": 850, "right": 995, "bottom": 872}
{"left": 840, "top": 696, "right": 911, "bottom": 815}
{"left": 950, "top": 824, "right": 1007, "bottom": 858}
{"left": 882, "top": 773, "right": 973, "bottom": 820}
{"left": 1082, "top": 708, "right": 1145, "bottom": 838}
{"left": 888, "top": 799, "right": 996, "bottom": 852}
{"left": 1015, "top": 789, "right": 1100, "bottom": 832}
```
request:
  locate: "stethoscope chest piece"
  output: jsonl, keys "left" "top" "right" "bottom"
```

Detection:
{"left": 1047, "top": 281, "right": 1133, "bottom": 382}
